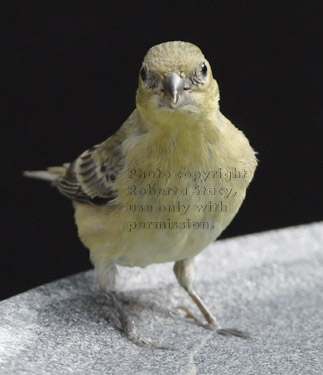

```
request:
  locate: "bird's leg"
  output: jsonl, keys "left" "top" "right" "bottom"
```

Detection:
{"left": 95, "top": 262, "right": 160, "bottom": 347}
{"left": 173, "top": 259, "right": 250, "bottom": 338}
{"left": 173, "top": 259, "right": 221, "bottom": 329}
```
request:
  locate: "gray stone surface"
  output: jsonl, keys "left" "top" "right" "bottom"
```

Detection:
{"left": 1, "top": 222, "right": 323, "bottom": 374}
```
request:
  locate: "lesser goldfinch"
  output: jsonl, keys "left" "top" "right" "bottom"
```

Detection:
{"left": 25, "top": 41, "right": 257, "bottom": 340}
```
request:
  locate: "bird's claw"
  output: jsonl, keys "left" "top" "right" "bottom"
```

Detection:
{"left": 215, "top": 327, "right": 251, "bottom": 339}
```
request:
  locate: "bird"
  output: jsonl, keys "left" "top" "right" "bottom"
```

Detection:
{"left": 24, "top": 41, "right": 257, "bottom": 342}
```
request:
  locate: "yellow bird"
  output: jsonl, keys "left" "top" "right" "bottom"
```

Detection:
{"left": 25, "top": 41, "right": 257, "bottom": 340}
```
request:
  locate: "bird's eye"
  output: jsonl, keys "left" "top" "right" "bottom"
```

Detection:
{"left": 140, "top": 66, "right": 147, "bottom": 81}
{"left": 201, "top": 62, "right": 207, "bottom": 77}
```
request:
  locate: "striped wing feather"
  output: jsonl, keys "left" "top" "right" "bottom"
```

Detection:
{"left": 57, "top": 136, "right": 124, "bottom": 205}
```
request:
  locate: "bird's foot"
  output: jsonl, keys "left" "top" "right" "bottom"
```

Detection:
{"left": 177, "top": 306, "right": 204, "bottom": 326}
{"left": 107, "top": 292, "right": 171, "bottom": 349}
{"left": 211, "top": 326, "right": 251, "bottom": 339}
{"left": 106, "top": 291, "right": 150, "bottom": 346}
{"left": 177, "top": 306, "right": 250, "bottom": 339}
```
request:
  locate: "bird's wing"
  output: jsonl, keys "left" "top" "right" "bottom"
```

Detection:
{"left": 57, "top": 130, "right": 126, "bottom": 205}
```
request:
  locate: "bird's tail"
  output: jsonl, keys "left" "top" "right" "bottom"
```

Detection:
{"left": 23, "top": 164, "right": 70, "bottom": 183}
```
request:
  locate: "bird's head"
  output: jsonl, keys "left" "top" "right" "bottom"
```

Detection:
{"left": 136, "top": 41, "right": 220, "bottom": 126}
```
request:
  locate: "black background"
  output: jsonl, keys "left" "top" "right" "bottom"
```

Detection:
{"left": 2, "top": 1, "right": 322, "bottom": 301}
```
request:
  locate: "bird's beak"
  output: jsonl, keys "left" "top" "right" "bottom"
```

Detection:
{"left": 162, "top": 72, "right": 184, "bottom": 106}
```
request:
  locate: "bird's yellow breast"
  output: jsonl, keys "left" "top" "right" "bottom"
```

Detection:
{"left": 74, "top": 110, "right": 256, "bottom": 268}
